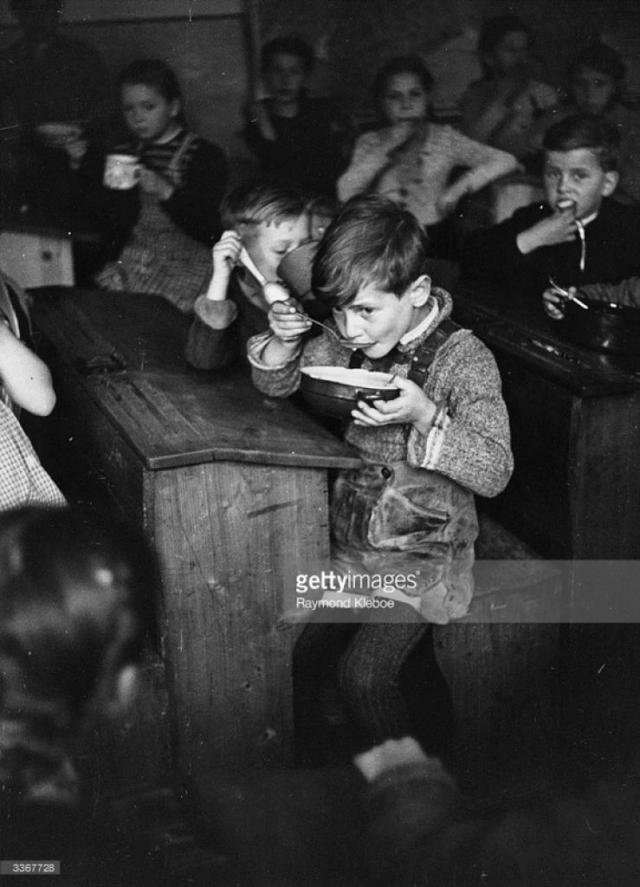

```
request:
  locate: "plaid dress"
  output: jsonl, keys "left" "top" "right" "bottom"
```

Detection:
{"left": 0, "top": 274, "right": 66, "bottom": 511}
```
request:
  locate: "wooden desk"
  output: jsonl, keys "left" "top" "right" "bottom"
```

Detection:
{"left": 453, "top": 284, "right": 640, "bottom": 558}
{"left": 0, "top": 211, "right": 101, "bottom": 289}
{"left": 31, "top": 287, "right": 360, "bottom": 777}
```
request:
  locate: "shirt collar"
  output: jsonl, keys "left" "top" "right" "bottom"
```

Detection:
{"left": 399, "top": 299, "right": 439, "bottom": 346}
{"left": 578, "top": 210, "right": 598, "bottom": 227}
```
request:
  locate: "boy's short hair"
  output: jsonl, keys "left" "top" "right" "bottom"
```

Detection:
{"left": 312, "top": 195, "right": 428, "bottom": 308}
{"left": 568, "top": 42, "right": 626, "bottom": 86}
{"left": 543, "top": 113, "right": 621, "bottom": 171}
{"left": 261, "top": 36, "right": 315, "bottom": 75}
{"left": 221, "top": 179, "right": 310, "bottom": 229}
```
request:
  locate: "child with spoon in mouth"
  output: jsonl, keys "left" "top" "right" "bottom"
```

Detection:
{"left": 185, "top": 179, "right": 317, "bottom": 370}
{"left": 461, "top": 114, "right": 640, "bottom": 315}
{"left": 248, "top": 195, "right": 512, "bottom": 756}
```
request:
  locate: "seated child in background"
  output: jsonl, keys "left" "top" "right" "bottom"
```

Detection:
{"left": 337, "top": 56, "right": 517, "bottom": 257}
{"left": 461, "top": 114, "right": 640, "bottom": 302}
{"left": 0, "top": 506, "right": 162, "bottom": 885}
{"left": 75, "top": 59, "right": 228, "bottom": 313}
{"left": 0, "top": 272, "right": 65, "bottom": 511}
{"left": 532, "top": 42, "right": 640, "bottom": 204}
{"left": 185, "top": 180, "right": 316, "bottom": 370}
{"left": 244, "top": 35, "right": 348, "bottom": 198}
{"left": 460, "top": 13, "right": 558, "bottom": 165}
{"left": 248, "top": 195, "right": 512, "bottom": 753}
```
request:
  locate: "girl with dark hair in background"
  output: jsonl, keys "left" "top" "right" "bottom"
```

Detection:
{"left": 244, "top": 35, "right": 348, "bottom": 197}
{"left": 460, "top": 14, "right": 559, "bottom": 163}
{"left": 338, "top": 56, "right": 517, "bottom": 257}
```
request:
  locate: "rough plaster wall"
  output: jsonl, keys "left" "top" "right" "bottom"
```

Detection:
{"left": 255, "top": 0, "right": 640, "bottom": 113}
{"left": 2, "top": 1, "right": 640, "bottom": 164}
{"left": 0, "top": 15, "right": 250, "bottom": 165}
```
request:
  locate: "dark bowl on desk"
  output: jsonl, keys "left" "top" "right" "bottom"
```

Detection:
{"left": 300, "top": 367, "right": 400, "bottom": 420}
{"left": 560, "top": 299, "right": 640, "bottom": 354}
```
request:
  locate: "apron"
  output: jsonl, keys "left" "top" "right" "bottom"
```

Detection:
{"left": 330, "top": 322, "right": 478, "bottom": 624}
{"left": 96, "top": 134, "right": 211, "bottom": 314}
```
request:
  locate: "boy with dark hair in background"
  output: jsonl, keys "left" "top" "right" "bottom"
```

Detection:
{"left": 244, "top": 35, "right": 347, "bottom": 197}
{"left": 461, "top": 113, "right": 640, "bottom": 307}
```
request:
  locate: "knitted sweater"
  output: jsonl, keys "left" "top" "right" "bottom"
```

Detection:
{"left": 337, "top": 123, "right": 517, "bottom": 226}
{"left": 249, "top": 288, "right": 512, "bottom": 499}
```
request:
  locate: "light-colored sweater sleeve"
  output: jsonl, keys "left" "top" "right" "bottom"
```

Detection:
{"left": 337, "top": 131, "right": 390, "bottom": 202}
{"left": 248, "top": 329, "right": 341, "bottom": 398}
{"left": 407, "top": 334, "right": 513, "bottom": 498}
{"left": 445, "top": 126, "right": 518, "bottom": 195}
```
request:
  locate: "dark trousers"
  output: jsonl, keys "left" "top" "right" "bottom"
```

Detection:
{"left": 293, "top": 603, "right": 452, "bottom": 764}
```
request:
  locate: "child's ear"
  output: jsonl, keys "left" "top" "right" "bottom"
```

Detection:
{"left": 602, "top": 170, "right": 619, "bottom": 197}
{"left": 407, "top": 274, "right": 432, "bottom": 308}
{"left": 169, "top": 98, "right": 181, "bottom": 120}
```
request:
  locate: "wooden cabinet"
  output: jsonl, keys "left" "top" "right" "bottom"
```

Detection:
{"left": 31, "top": 287, "right": 359, "bottom": 778}
{"left": 453, "top": 286, "right": 640, "bottom": 558}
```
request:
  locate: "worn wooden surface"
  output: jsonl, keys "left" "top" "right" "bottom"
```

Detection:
{"left": 453, "top": 285, "right": 640, "bottom": 558}
{"left": 31, "top": 286, "right": 358, "bottom": 772}
{"left": 33, "top": 287, "right": 360, "bottom": 471}
{"left": 435, "top": 514, "right": 563, "bottom": 800}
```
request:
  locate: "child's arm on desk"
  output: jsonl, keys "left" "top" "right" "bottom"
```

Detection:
{"left": 0, "top": 325, "right": 56, "bottom": 416}
{"left": 248, "top": 301, "right": 313, "bottom": 396}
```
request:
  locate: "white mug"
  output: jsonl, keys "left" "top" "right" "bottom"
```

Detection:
{"left": 103, "top": 154, "right": 141, "bottom": 190}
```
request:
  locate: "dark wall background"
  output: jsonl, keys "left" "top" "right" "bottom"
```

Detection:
{"left": 1, "top": 0, "right": 639, "bottom": 167}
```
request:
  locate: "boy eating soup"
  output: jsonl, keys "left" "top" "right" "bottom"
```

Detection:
{"left": 248, "top": 195, "right": 513, "bottom": 751}
{"left": 185, "top": 180, "right": 311, "bottom": 370}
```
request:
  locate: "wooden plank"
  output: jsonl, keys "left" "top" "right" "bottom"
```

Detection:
{"left": 152, "top": 461, "right": 329, "bottom": 772}
{"left": 31, "top": 288, "right": 361, "bottom": 471}
{"left": 0, "top": 231, "right": 74, "bottom": 288}
{"left": 570, "top": 391, "right": 640, "bottom": 558}
{"left": 435, "top": 621, "right": 561, "bottom": 798}
{"left": 454, "top": 284, "right": 640, "bottom": 397}
{"left": 31, "top": 287, "right": 190, "bottom": 373}
{"left": 90, "top": 371, "right": 361, "bottom": 470}
{"left": 0, "top": 0, "right": 243, "bottom": 26}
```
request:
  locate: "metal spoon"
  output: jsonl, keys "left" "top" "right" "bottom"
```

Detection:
{"left": 289, "top": 309, "right": 355, "bottom": 347}
{"left": 548, "top": 277, "right": 589, "bottom": 310}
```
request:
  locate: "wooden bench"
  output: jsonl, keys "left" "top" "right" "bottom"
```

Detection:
{"left": 434, "top": 512, "right": 563, "bottom": 800}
